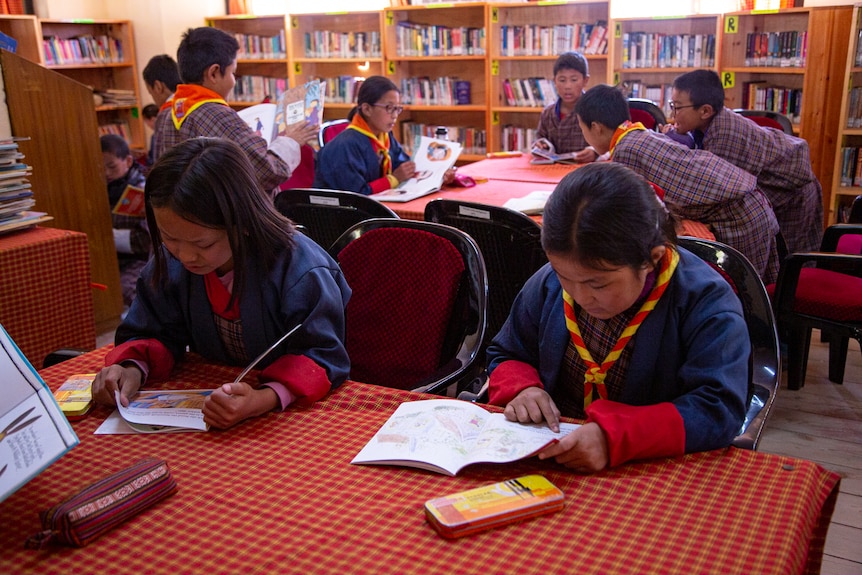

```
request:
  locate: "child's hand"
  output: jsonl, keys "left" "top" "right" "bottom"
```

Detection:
{"left": 537, "top": 422, "right": 609, "bottom": 473}
{"left": 282, "top": 120, "right": 319, "bottom": 145}
{"left": 442, "top": 167, "right": 457, "bottom": 185}
{"left": 572, "top": 146, "right": 600, "bottom": 163}
{"left": 659, "top": 123, "right": 675, "bottom": 135}
{"left": 393, "top": 161, "right": 417, "bottom": 184}
{"left": 93, "top": 364, "right": 142, "bottom": 407}
{"left": 532, "top": 139, "right": 550, "bottom": 151}
{"left": 203, "top": 382, "right": 278, "bottom": 429}
{"left": 504, "top": 387, "right": 561, "bottom": 432}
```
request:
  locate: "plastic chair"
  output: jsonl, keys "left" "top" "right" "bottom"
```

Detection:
{"left": 329, "top": 218, "right": 487, "bottom": 395}
{"left": 733, "top": 109, "right": 794, "bottom": 135}
{"left": 628, "top": 98, "right": 667, "bottom": 131}
{"left": 768, "top": 224, "right": 862, "bottom": 390}
{"left": 677, "top": 236, "right": 780, "bottom": 450}
{"left": 274, "top": 188, "right": 399, "bottom": 250}
{"left": 318, "top": 118, "right": 350, "bottom": 148}
{"left": 424, "top": 199, "right": 547, "bottom": 357}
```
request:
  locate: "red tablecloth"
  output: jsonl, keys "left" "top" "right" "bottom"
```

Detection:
{"left": 390, "top": 179, "right": 553, "bottom": 221}
{"left": 457, "top": 154, "right": 579, "bottom": 183}
{"left": 0, "top": 348, "right": 840, "bottom": 575}
{"left": 0, "top": 227, "right": 95, "bottom": 367}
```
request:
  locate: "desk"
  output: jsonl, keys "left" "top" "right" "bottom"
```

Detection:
{"left": 391, "top": 179, "right": 554, "bottom": 221}
{"left": 0, "top": 227, "right": 96, "bottom": 367}
{"left": 458, "top": 154, "right": 578, "bottom": 184}
{"left": 0, "top": 348, "right": 840, "bottom": 575}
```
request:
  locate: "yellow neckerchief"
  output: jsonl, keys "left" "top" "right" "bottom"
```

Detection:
{"left": 171, "top": 84, "right": 228, "bottom": 130}
{"left": 608, "top": 120, "right": 647, "bottom": 158}
{"left": 562, "top": 246, "right": 679, "bottom": 409}
{"left": 347, "top": 113, "right": 392, "bottom": 176}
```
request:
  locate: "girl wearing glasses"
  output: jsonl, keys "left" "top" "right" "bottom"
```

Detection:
{"left": 313, "top": 76, "right": 417, "bottom": 196}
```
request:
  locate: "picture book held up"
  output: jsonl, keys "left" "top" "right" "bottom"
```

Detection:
{"left": 237, "top": 79, "right": 325, "bottom": 147}
{"left": 351, "top": 399, "right": 580, "bottom": 476}
{"left": 371, "top": 136, "right": 462, "bottom": 203}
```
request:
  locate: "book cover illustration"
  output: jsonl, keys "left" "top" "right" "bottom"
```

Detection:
{"left": 111, "top": 184, "right": 145, "bottom": 217}
{"left": 96, "top": 390, "right": 212, "bottom": 434}
{"left": 53, "top": 373, "right": 95, "bottom": 420}
{"left": 237, "top": 102, "right": 278, "bottom": 146}
{"left": 372, "top": 136, "right": 462, "bottom": 203}
{"left": 275, "top": 79, "right": 325, "bottom": 138}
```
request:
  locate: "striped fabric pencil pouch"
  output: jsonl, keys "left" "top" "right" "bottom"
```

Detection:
{"left": 25, "top": 457, "right": 178, "bottom": 548}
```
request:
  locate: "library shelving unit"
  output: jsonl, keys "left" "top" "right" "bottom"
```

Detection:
{"left": 383, "top": 2, "right": 489, "bottom": 161}
{"left": 610, "top": 14, "right": 722, "bottom": 119}
{"left": 831, "top": 4, "right": 862, "bottom": 223}
{"left": 205, "top": 15, "right": 290, "bottom": 108}
{"left": 40, "top": 19, "right": 145, "bottom": 150}
{"left": 487, "top": 0, "right": 609, "bottom": 152}
{"left": 0, "top": 14, "right": 44, "bottom": 65}
{"left": 287, "top": 11, "right": 384, "bottom": 122}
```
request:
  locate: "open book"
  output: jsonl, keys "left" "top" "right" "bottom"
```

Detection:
{"left": 0, "top": 324, "right": 78, "bottom": 503}
{"left": 530, "top": 138, "right": 577, "bottom": 165}
{"left": 371, "top": 136, "right": 462, "bottom": 203}
{"left": 95, "top": 390, "right": 212, "bottom": 434}
{"left": 503, "top": 190, "right": 553, "bottom": 215}
{"left": 351, "top": 399, "right": 579, "bottom": 476}
{"left": 237, "top": 79, "right": 325, "bottom": 147}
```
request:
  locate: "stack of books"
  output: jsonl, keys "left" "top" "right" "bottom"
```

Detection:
{"left": 0, "top": 139, "right": 50, "bottom": 235}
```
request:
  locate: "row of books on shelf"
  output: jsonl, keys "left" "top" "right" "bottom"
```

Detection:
{"left": 501, "top": 125, "right": 539, "bottom": 153}
{"left": 619, "top": 81, "right": 673, "bottom": 117}
{"left": 399, "top": 77, "right": 471, "bottom": 106}
{"left": 743, "top": 31, "right": 807, "bottom": 68}
{"left": 303, "top": 31, "right": 381, "bottom": 59}
{"left": 232, "top": 31, "right": 287, "bottom": 60}
{"left": 323, "top": 76, "right": 365, "bottom": 105}
{"left": 502, "top": 77, "right": 557, "bottom": 109}
{"left": 0, "top": 139, "right": 50, "bottom": 235}
{"left": 497, "top": 21, "right": 608, "bottom": 57}
{"left": 395, "top": 22, "right": 486, "bottom": 57}
{"left": 98, "top": 121, "right": 132, "bottom": 144}
{"left": 857, "top": 30, "right": 862, "bottom": 67}
{"left": 620, "top": 33, "right": 716, "bottom": 69}
{"left": 42, "top": 34, "right": 123, "bottom": 66}
{"left": 742, "top": 82, "right": 802, "bottom": 123}
{"left": 838, "top": 146, "right": 862, "bottom": 187}
{"left": 400, "top": 122, "right": 486, "bottom": 156}
{"left": 95, "top": 89, "right": 136, "bottom": 108}
{"left": 231, "top": 76, "right": 288, "bottom": 103}
{"left": 845, "top": 87, "right": 862, "bottom": 129}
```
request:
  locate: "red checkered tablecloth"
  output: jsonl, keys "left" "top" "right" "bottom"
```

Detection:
{"left": 0, "top": 348, "right": 840, "bottom": 575}
{"left": 0, "top": 227, "right": 96, "bottom": 367}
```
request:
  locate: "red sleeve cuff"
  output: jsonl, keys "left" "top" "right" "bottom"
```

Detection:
{"left": 586, "top": 400, "right": 685, "bottom": 467}
{"left": 105, "top": 339, "right": 175, "bottom": 382}
{"left": 369, "top": 176, "right": 392, "bottom": 194}
{"left": 488, "top": 360, "right": 543, "bottom": 406}
{"left": 258, "top": 354, "right": 331, "bottom": 407}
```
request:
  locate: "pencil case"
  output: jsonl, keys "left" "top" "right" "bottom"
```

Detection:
{"left": 25, "top": 457, "right": 178, "bottom": 549}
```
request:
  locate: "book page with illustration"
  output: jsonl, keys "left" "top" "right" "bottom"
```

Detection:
{"left": 372, "top": 136, "right": 462, "bottom": 203}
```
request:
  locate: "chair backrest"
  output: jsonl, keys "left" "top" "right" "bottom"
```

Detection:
{"left": 628, "top": 98, "right": 667, "bottom": 131}
{"left": 330, "top": 218, "right": 487, "bottom": 394}
{"left": 274, "top": 188, "right": 399, "bottom": 250}
{"left": 424, "top": 199, "right": 547, "bottom": 352}
{"left": 733, "top": 109, "right": 794, "bottom": 135}
{"left": 849, "top": 195, "right": 862, "bottom": 224}
{"left": 278, "top": 144, "right": 315, "bottom": 191}
{"left": 677, "top": 236, "right": 780, "bottom": 450}
{"left": 318, "top": 119, "right": 350, "bottom": 148}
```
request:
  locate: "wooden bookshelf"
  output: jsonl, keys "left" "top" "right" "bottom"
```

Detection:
{"left": 0, "top": 15, "right": 43, "bottom": 65}
{"left": 831, "top": 4, "right": 862, "bottom": 223}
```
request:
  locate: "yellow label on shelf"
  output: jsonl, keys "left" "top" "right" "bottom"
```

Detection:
{"left": 491, "top": 60, "right": 499, "bottom": 76}
{"left": 292, "top": 17, "right": 299, "bottom": 28}
{"left": 751, "top": 9, "right": 780, "bottom": 14}
{"left": 615, "top": 22, "right": 622, "bottom": 39}
{"left": 721, "top": 71, "right": 735, "bottom": 89}
{"left": 724, "top": 16, "right": 738, "bottom": 34}
{"left": 386, "top": 12, "right": 394, "bottom": 26}
{"left": 294, "top": 62, "right": 302, "bottom": 75}
{"left": 491, "top": 7, "right": 498, "bottom": 23}
{"left": 388, "top": 60, "right": 396, "bottom": 75}
{"left": 492, "top": 111, "right": 500, "bottom": 125}
{"left": 537, "top": 0, "right": 566, "bottom": 5}
{"left": 613, "top": 71, "right": 620, "bottom": 85}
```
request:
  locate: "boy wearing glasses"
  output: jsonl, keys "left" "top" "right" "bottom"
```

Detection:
{"left": 576, "top": 84, "right": 780, "bottom": 283}
{"left": 665, "top": 70, "right": 822, "bottom": 254}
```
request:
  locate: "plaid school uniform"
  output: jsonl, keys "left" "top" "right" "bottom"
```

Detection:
{"left": 702, "top": 108, "right": 823, "bottom": 254}
{"left": 612, "top": 129, "right": 780, "bottom": 283}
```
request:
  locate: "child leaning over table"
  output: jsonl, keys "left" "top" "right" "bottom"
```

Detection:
{"left": 92, "top": 137, "right": 351, "bottom": 430}
{"left": 486, "top": 162, "right": 748, "bottom": 472}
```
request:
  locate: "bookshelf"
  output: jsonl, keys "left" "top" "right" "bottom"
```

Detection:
{"left": 487, "top": 0, "right": 609, "bottom": 152}
{"left": 383, "top": 2, "right": 489, "bottom": 161}
{"left": 39, "top": 19, "right": 145, "bottom": 151}
{"left": 610, "top": 14, "right": 721, "bottom": 120}
{"left": 0, "top": 14, "right": 43, "bottom": 65}
{"left": 205, "top": 15, "right": 290, "bottom": 108}
{"left": 832, "top": 4, "right": 862, "bottom": 223}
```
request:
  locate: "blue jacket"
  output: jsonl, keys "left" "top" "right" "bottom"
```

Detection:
{"left": 313, "top": 127, "right": 410, "bottom": 195}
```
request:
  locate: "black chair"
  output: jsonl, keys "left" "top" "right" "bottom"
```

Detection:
{"left": 330, "top": 218, "right": 487, "bottom": 395}
{"left": 274, "top": 188, "right": 398, "bottom": 251}
{"left": 318, "top": 118, "right": 350, "bottom": 148}
{"left": 628, "top": 98, "right": 667, "bottom": 130}
{"left": 733, "top": 109, "right": 794, "bottom": 135}
{"left": 424, "top": 199, "right": 547, "bottom": 359}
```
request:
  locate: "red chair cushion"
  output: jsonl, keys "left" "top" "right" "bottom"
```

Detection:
{"left": 629, "top": 108, "right": 656, "bottom": 130}
{"left": 337, "top": 227, "right": 465, "bottom": 389}
{"left": 766, "top": 268, "right": 862, "bottom": 321}
{"left": 837, "top": 234, "right": 862, "bottom": 255}
{"left": 279, "top": 144, "right": 315, "bottom": 191}
{"left": 323, "top": 122, "right": 349, "bottom": 145}
{"left": 745, "top": 115, "right": 784, "bottom": 131}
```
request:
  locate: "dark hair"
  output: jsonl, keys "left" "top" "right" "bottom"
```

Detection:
{"left": 176, "top": 27, "right": 239, "bottom": 84}
{"left": 542, "top": 162, "right": 677, "bottom": 269}
{"left": 347, "top": 75, "right": 398, "bottom": 122}
{"left": 672, "top": 69, "right": 725, "bottom": 112}
{"left": 553, "top": 51, "right": 588, "bottom": 77}
{"left": 101, "top": 134, "right": 130, "bottom": 158}
{"left": 145, "top": 138, "right": 295, "bottom": 306}
{"left": 575, "top": 84, "right": 630, "bottom": 129}
{"left": 142, "top": 104, "right": 159, "bottom": 120}
{"left": 142, "top": 54, "right": 181, "bottom": 91}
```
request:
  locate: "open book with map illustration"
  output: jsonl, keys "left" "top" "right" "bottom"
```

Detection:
{"left": 351, "top": 399, "right": 580, "bottom": 476}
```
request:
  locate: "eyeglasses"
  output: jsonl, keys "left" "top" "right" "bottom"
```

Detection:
{"left": 371, "top": 103, "right": 404, "bottom": 116}
{"left": 667, "top": 101, "right": 696, "bottom": 112}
